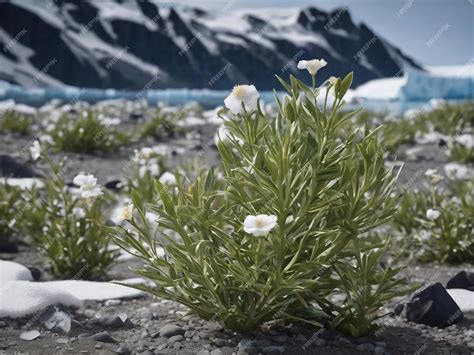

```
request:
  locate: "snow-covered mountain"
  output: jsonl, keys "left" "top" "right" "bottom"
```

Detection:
{"left": 0, "top": 0, "right": 423, "bottom": 90}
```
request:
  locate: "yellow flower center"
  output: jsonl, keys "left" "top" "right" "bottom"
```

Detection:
{"left": 232, "top": 85, "right": 246, "bottom": 99}
{"left": 254, "top": 219, "right": 265, "bottom": 228}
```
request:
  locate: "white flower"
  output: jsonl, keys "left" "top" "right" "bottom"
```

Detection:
{"left": 159, "top": 172, "right": 176, "bottom": 185}
{"left": 297, "top": 59, "right": 327, "bottom": 75}
{"left": 243, "top": 214, "right": 277, "bottom": 237}
{"left": 424, "top": 168, "right": 444, "bottom": 184}
{"left": 224, "top": 85, "right": 260, "bottom": 115}
{"left": 328, "top": 76, "right": 338, "bottom": 85}
{"left": 72, "top": 207, "right": 86, "bottom": 219}
{"left": 120, "top": 203, "right": 134, "bottom": 221}
{"left": 426, "top": 208, "right": 441, "bottom": 221}
{"left": 73, "top": 173, "right": 103, "bottom": 199}
{"left": 30, "top": 141, "right": 41, "bottom": 161}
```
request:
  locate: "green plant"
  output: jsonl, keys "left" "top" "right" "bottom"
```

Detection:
{"left": 392, "top": 171, "right": 474, "bottom": 263}
{"left": 49, "top": 111, "right": 130, "bottom": 154}
{"left": 0, "top": 184, "right": 23, "bottom": 241}
{"left": 449, "top": 139, "right": 474, "bottom": 163}
{"left": 0, "top": 111, "right": 32, "bottom": 135}
{"left": 111, "top": 71, "right": 410, "bottom": 335}
{"left": 23, "top": 150, "right": 118, "bottom": 279}
{"left": 137, "top": 108, "right": 187, "bottom": 140}
{"left": 124, "top": 147, "right": 169, "bottom": 203}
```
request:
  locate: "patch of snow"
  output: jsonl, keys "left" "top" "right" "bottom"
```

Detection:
{"left": 0, "top": 281, "right": 81, "bottom": 318}
{"left": 45, "top": 280, "right": 145, "bottom": 301}
{"left": 0, "top": 178, "right": 45, "bottom": 190}
{"left": 0, "top": 260, "right": 33, "bottom": 282}
{"left": 447, "top": 289, "right": 474, "bottom": 312}
{"left": 444, "top": 162, "right": 474, "bottom": 180}
{"left": 216, "top": 33, "right": 247, "bottom": 47}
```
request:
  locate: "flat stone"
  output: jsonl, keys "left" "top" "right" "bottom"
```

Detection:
{"left": 313, "top": 338, "right": 326, "bottom": 347}
{"left": 374, "top": 347, "right": 385, "bottom": 355}
{"left": 99, "top": 315, "right": 124, "bottom": 328}
{"left": 159, "top": 324, "right": 185, "bottom": 338}
{"left": 357, "top": 343, "right": 375, "bottom": 352}
{"left": 210, "top": 350, "right": 223, "bottom": 355}
{"left": 168, "top": 335, "right": 184, "bottom": 343}
{"left": 116, "top": 345, "right": 131, "bottom": 354}
{"left": 262, "top": 345, "right": 285, "bottom": 353}
{"left": 90, "top": 332, "right": 118, "bottom": 343}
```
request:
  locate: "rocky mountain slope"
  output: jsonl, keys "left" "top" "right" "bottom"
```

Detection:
{"left": 0, "top": 0, "right": 423, "bottom": 90}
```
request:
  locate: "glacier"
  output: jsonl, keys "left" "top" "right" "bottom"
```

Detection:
{"left": 0, "top": 65, "right": 472, "bottom": 113}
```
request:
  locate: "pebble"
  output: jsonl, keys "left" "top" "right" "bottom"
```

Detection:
{"left": 374, "top": 346, "right": 385, "bottom": 355}
{"left": 357, "top": 343, "right": 375, "bottom": 352}
{"left": 159, "top": 324, "right": 185, "bottom": 338}
{"left": 262, "top": 345, "right": 285, "bottom": 353}
{"left": 168, "top": 335, "right": 185, "bottom": 343}
{"left": 313, "top": 338, "right": 326, "bottom": 347}
{"left": 270, "top": 335, "right": 287, "bottom": 343}
{"left": 99, "top": 315, "right": 124, "bottom": 328}
{"left": 173, "top": 342, "right": 183, "bottom": 349}
{"left": 210, "top": 350, "right": 223, "bottom": 355}
{"left": 90, "top": 331, "right": 118, "bottom": 343}
{"left": 142, "top": 351, "right": 155, "bottom": 355}
{"left": 213, "top": 338, "right": 226, "bottom": 347}
{"left": 197, "top": 351, "right": 210, "bottom": 355}
{"left": 105, "top": 299, "right": 121, "bottom": 307}
{"left": 0, "top": 321, "right": 6, "bottom": 328}
{"left": 116, "top": 345, "right": 131, "bottom": 354}
{"left": 56, "top": 338, "right": 69, "bottom": 344}
{"left": 94, "top": 343, "right": 103, "bottom": 349}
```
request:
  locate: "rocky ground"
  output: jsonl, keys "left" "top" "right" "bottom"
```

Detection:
{"left": 1, "top": 108, "right": 473, "bottom": 354}
{"left": 1, "top": 243, "right": 474, "bottom": 355}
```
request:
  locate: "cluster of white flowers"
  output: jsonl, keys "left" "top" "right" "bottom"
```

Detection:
{"left": 424, "top": 168, "right": 444, "bottom": 184}
{"left": 29, "top": 140, "right": 41, "bottom": 161}
{"left": 222, "top": 59, "right": 328, "bottom": 238}
{"left": 73, "top": 173, "right": 103, "bottom": 199}
{"left": 133, "top": 147, "right": 165, "bottom": 178}
{"left": 224, "top": 58, "right": 327, "bottom": 115}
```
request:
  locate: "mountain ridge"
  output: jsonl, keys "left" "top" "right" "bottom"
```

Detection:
{"left": 0, "top": 0, "right": 423, "bottom": 90}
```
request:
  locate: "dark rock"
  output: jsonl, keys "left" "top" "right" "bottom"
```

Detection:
{"left": 270, "top": 335, "right": 287, "bottom": 343}
{"left": 98, "top": 315, "right": 124, "bottom": 328}
{"left": 212, "top": 338, "right": 226, "bottom": 347}
{"left": 357, "top": 343, "right": 375, "bottom": 351}
{"left": 0, "top": 155, "right": 39, "bottom": 177}
{"left": 0, "top": 239, "right": 19, "bottom": 253}
{"left": 26, "top": 266, "right": 41, "bottom": 281}
{"left": 159, "top": 324, "right": 185, "bottom": 338}
{"left": 116, "top": 345, "right": 131, "bottom": 354}
{"left": 446, "top": 271, "right": 474, "bottom": 291}
{"left": 394, "top": 303, "right": 405, "bottom": 316}
{"left": 262, "top": 345, "right": 285, "bottom": 353}
{"left": 104, "top": 179, "right": 124, "bottom": 191}
{"left": 406, "top": 282, "right": 463, "bottom": 328}
{"left": 89, "top": 331, "right": 118, "bottom": 343}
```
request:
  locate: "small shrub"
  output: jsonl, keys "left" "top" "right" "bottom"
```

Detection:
{"left": 0, "top": 184, "right": 23, "bottom": 241}
{"left": 393, "top": 171, "right": 474, "bottom": 263}
{"left": 49, "top": 111, "right": 130, "bottom": 154}
{"left": 0, "top": 111, "right": 32, "bottom": 135}
{"left": 112, "top": 67, "right": 410, "bottom": 335}
{"left": 138, "top": 108, "right": 187, "bottom": 140}
{"left": 23, "top": 149, "right": 118, "bottom": 279}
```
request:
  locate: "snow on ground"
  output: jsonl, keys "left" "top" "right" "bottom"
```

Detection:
{"left": 0, "top": 260, "right": 147, "bottom": 318}
{"left": 447, "top": 289, "right": 474, "bottom": 312}
{"left": 0, "top": 281, "right": 81, "bottom": 318}
{"left": 44, "top": 280, "right": 145, "bottom": 301}
{"left": 0, "top": 260, "right": 33, "bottom": 282}
{"left": 0, "top": 178, "right": 45, "bottom": 190}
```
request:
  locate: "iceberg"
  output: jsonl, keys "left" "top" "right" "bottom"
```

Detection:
{"left": 399, "top": 68, "right": 474, "bottom": 101}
